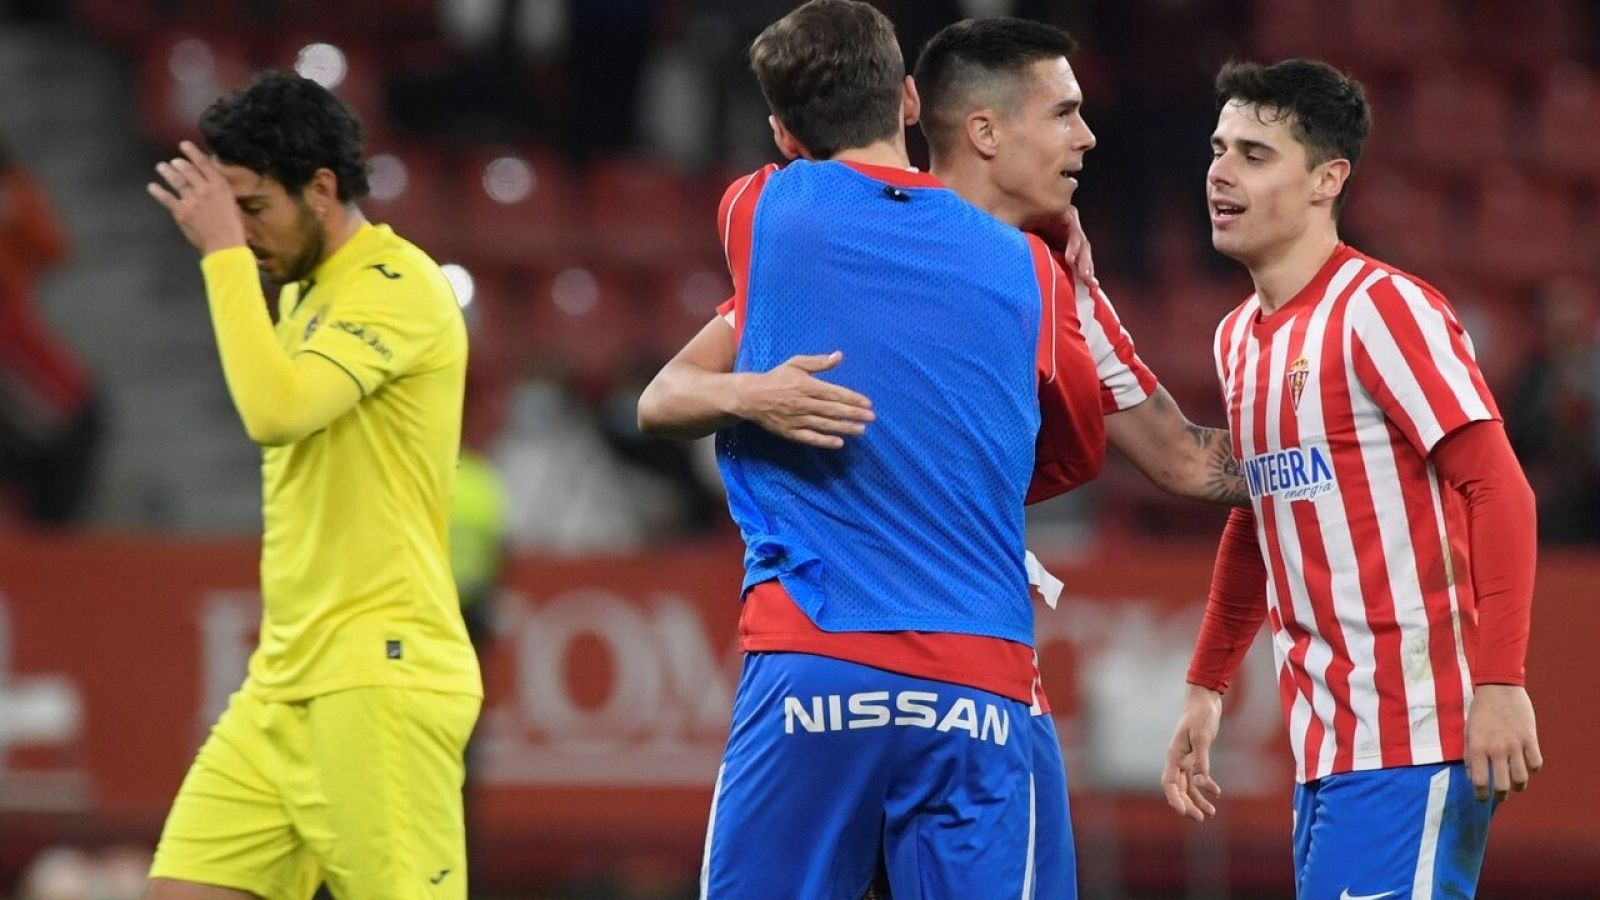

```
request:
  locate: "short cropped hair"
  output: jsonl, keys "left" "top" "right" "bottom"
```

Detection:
{"left": 914, "top": 17, "right": 1078, "bottom": 160}
{"left": 199, "top": 70, "right": 370, "bottom": 203}
{"left": 748, "top": 0, "right": 905, "bottom": 160}
{"left": 1215, "top": 59, "right": 1371, "bottom": 213}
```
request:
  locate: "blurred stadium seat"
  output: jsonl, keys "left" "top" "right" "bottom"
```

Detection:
{"left": 1535, "top": 63, "right": 1600, "bottom": 184}
{"left": 1342, "top": 165, "right": 1458, "bottom": 276}
{"left": 453, "top": 145, "right": 578, "bottom": 270}
{"left": 360, "top": 141, "right": 452, "bottom": 254}
{"left": 524, "top": 265, "right": 646, "bottom": 384}
{"left": 135, "top": 29, "right": 253, "bottom": 147}
{"left": 1469, "top": 167, "right": 1586, "bottom": 286}
{"left": 1466, "top": 0, "right": 1576, "bottom": 73}
{"left": 643, "top": 263, "right": 731, "bottom": 363}
{"left": 1250, "top": 0, "right": 1337, "bottom": 62}
{"left": 1401, "top": 66, "right": 1513, "bottom": 178}
{"left": 260, "top": 35, "right": 392, "bottom": 144}
{"left": 1344, "top": 0, "right": 1452, "bottom": 71}
{"left": 584, "top": 157, "right": 701, "bottom": 268}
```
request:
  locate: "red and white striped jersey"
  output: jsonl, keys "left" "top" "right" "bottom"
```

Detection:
{"left": 1072, "top": 272, "right": 1157, "bottom": 415}
{"left": 1214, "top": 243, "right": 1500, "bottom": 783}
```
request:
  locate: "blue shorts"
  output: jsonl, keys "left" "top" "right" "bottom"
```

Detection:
{"left": 1030, "top": 712, "right": 1077, "bottom": 900}
{"left": 700, "top": 652, "right": 1036, "bottom": 900}
{"left": 1293, "top": 762, "right": 1496, "bottom": 899}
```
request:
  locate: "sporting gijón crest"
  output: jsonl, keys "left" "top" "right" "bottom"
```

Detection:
{"left": 1287, "top": 355, "right": 1310, "bottom": 411}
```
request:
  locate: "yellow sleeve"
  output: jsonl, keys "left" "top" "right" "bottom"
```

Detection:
{"left": 295, "top": 255, "right": 452, "bottom": 395}
{"left": 200, "top": 247, "right": 364, "bottom": 446}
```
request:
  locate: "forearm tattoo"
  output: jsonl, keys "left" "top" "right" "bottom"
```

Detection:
{"left": 1185, "top": 421, "right": 1250, "bottom": 507}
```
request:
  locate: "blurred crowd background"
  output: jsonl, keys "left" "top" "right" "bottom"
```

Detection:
{"left": 0, "top": 0, "right": 1597, "bottom": 897}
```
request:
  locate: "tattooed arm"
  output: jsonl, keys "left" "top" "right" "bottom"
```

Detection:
{"left": 1104, "top": 386, "right": 1249, "bottom": 507}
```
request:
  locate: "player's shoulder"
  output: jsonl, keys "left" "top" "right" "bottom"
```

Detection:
{"left": 716, "top": 163, "right": 781, "bottom": 246}
{"left": 340, "top": 226, "right": 456, "bottom": 312}
{"left": 1343, "top": 246, "right": 1454, "bottom": 318}
{"left": 719, "top": 163, "right": 781, "bottom": 211}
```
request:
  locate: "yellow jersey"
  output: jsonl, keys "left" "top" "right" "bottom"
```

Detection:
{"left": 211, "top": 223, "right": 480, "bottom": 701}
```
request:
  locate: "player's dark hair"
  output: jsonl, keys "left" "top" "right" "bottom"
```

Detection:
{"left": 748, "top": 0, "right": 904, "bottom": 160}
{"left": 913, "top": 17, "right": 1078, "bottom": 161}
{"left": 199, "top": 70, "right": 370, "bottom": 202}
{"left": 1215, "top": 58, "right": 1370, "bottom": 214}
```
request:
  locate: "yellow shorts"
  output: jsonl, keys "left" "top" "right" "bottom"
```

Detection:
{"left": 150, "top": 686, "right": 480, "bottom": 900}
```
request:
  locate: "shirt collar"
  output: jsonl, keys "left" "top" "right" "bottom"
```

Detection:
{"left": 837, "top": 160, "right": 946, "bottom": 189}
{"left": 304, "top": 221, "right": 384, "bottom": 285}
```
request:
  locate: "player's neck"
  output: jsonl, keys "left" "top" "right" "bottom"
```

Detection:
{"left": 831, "top": 135, "right": 912, "bottom": 171}
{"left": 929, "top": 157, "right": 1030, "bottom": 230}
{"left": 314, "top": 206, "right": 369, "bottom": 270}
{"left": 1249, "top": 227, "right": 1340, "bottom": 315}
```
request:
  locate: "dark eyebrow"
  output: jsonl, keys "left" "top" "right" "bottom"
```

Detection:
{"left": 1053, "top": 98, "right": 1081, "bottom": 115}
{"left": 1212, "top": 135, "right": 1277, "bottom": 155}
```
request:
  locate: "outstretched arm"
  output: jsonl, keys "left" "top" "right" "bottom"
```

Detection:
{"left": 1106, "top": 386, "right": 1248, "bottom": 507}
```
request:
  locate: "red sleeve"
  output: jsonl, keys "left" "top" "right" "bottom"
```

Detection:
{"left": 1046, "top": 249, "right": 1159, "bottom": 414}
{"left": 1431, "top": 420, "right": 1536, "bottom": 685}
{"left": 1187, "top": 507, "right": 1270, "bottom": 692}
{"left": 1025, "top": 236, "right": 1106, "bottom": 504}
{"left": 715, "top": 165, "right": 776, "bottom": 349}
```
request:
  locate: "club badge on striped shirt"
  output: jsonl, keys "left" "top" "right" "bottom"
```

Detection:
{"left": 1287, "top": 355, "right": 1311, "bottom": 411}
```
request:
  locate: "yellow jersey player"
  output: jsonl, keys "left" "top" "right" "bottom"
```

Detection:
{"left": 145, "top": 71, "right": 481, "bottom": 900}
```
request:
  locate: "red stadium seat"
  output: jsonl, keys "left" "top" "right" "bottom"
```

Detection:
{"left": 584, "top": 157, "right": 702, "bottom": 267}
{"left": 136, "top": 29, "right": 253, "bottom": 147}
{"left": 454, "top": 145, "right": 579, "bottom": 269}
{"left": 1343, "top": 0, "right": 1452, "bottom": 72}
{"left": 259, "top": 35, "right": 392, "bottom": 143}
{"left": 1342, "top": 167, "right": 1458, "bottom": 275}
{"left": 1398, "top": 66, "right": 1512, "bottom": 178}
{"left": 1250, "top": 0, "right": 1337, "bottom": 62}
{"left": 524, "top": 266, "right": 647, "bottom": 384}
{"left": 1535, "top": 64, "right": 1600, "bottom": 185}
{"left": 1466, "top": 0, "right": 1576, "bottom": 74}
{"left": 1467, "top": 168, "right": 1583, "bottom": 287}
{"left": 643, "top": 263, "right": 733, "bottom": 362}
{"left": 359, "top": 142, "right": 452, "bottom": 255}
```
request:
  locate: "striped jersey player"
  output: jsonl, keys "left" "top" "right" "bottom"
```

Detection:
{"left": 1163, "top": 59, "right": 1540, "bottom": 900}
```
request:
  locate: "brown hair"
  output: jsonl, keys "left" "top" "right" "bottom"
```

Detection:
{"left": 1216, "top": 59, "right": 1371, "bottom": 214}
{"left": 915, "top": 17, "right": 1078, "bottom": 160}
{"left": 749, "top": 0, "right": 905, "bottom": 159}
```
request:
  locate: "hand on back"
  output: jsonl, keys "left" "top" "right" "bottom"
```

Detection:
{"left": 735, "top": 351, "right": 875, "bottom": 449}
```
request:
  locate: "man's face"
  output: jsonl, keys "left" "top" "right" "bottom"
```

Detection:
{"left": 217, "top": 163, "right": 326, "bottom": 284}
{"left": 989, "top": 57, "right": 1096, "bottom": 220}
{"left": 1206, "top": 101, "right": 1326, "bottom": 266}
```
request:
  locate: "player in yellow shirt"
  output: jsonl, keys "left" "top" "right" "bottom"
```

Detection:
{"left": 145, "top": 71, "right": 481, "bottom": 900}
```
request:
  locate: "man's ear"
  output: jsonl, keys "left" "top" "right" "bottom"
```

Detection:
{"left": 901, "top": 74, "right": 921, "bottom": 126}
{"left": 769, "top": 115, "right": 810, "bottom": 161}
{"left": 305, "top": 167, "right": 340, "bottom": 217}
{"left": 1313, "top": 158, "right": 1351, "bottom": 209}
{"left": 965, "top": 109, "right": 1001, "bottom": 161}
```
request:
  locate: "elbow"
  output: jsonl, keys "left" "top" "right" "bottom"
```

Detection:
{"left": 241, "top": 411, "right": 309, "bottom": 447}
{"left": 636, "top": 383, "right": 667, "bottom": 436}
{"left": 1514, "top": 470, "right": 1538, "bottom": 518}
